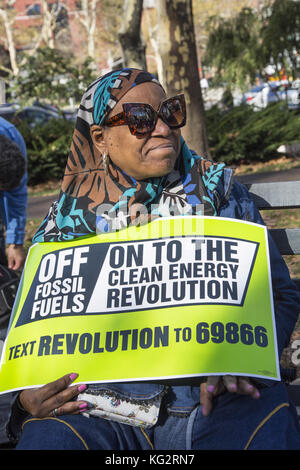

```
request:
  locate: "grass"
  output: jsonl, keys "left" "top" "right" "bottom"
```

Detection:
{"left": 261, "top": 208, "right": 300, "bottom": 279}
{"left": 24, "top": 218, "right": 42, "bottom": 252}
{"left": 28, "top": 180, "right": 60, "bottom": 198}
{"left": 234, "top": 155, "right": 300, "bottom": 175}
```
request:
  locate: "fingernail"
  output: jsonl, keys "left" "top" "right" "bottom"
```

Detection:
{"left": 229, "top": 384, "right": 237, "bottom": 391}
{"left": 247, "top": 384, "right": 253, "bottom": 391}
{"left": 78, "top": 384, "right": 87, "bottom": 392}
{"left": 79, "top": 403, "right": 88, "bottom": 411}
{"left": 69, "top": 373, "right": 78, "bottom": 381}
{"left": 207, "top": 385, "right": 214, "bottom": 393}
{"left": 255, "top": 390, "right": 260, "bottom": 398}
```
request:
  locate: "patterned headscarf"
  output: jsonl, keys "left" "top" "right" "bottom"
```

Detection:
{"left": 33, "top": 68, "right": 226, "bottom": 243}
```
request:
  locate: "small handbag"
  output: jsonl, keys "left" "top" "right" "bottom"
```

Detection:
{"left": 77, "top": 390, "right": 162, "bottom": 428}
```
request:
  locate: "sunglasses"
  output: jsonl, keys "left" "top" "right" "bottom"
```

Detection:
{"left": 105, "top": 94, "right": 186, "bottom": 136}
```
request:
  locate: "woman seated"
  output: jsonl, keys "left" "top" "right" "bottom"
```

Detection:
{"left": 7, "top": 68, "right": 300, "bottom": 450}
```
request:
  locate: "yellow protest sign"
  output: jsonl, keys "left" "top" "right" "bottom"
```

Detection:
{"left": 0, "top": 216, "right": 280, "bottom": 394}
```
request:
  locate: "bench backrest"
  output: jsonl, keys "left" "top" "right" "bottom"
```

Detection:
{"left": 245, "top": 180, "right": 300, "bottom": 291}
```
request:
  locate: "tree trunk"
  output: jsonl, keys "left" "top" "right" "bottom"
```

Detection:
{"left": 144, "top": 7, "right": 163, "bottom": 83}
{"left": 0, "top": 8, "right": 19, "bottom": 76}
{"left": 156, "top": 0, "right": 210, "bottom": 157}
{"left": 118, "top": 0, "right": 147, "bottom": 70}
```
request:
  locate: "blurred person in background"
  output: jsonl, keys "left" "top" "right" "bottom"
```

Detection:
{"left": 0, "top": 126, "right": 26, "bottom": 448}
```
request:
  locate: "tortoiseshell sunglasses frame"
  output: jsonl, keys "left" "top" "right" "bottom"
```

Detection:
{"left": 105, "top": 94, "right": 186, "bottom": 136}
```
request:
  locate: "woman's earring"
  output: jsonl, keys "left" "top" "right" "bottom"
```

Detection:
{"left": 103, "top": 152, "right": 109, "bottom": 175}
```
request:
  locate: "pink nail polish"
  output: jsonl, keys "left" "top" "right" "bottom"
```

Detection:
{"left": 69, "top": 373, "right": 78, "bottom": 381}
{"left": 79, "top": 403, "right": 88, "bottom": 410}
{"left": 207, "top": 385, "right": 214, "bottom": 393}
{"left": 78, "top": 384, "right": 87, "bottom": 392}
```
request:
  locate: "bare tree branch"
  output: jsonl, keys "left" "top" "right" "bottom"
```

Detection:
{"left": 72, "top": 0, "right": 100, "bottom": 58}
{"left": 39, "top": 0, "right": 64, "bottom": 49}
{"left": 0, "top": 3, "right": 18, "bottom": 75}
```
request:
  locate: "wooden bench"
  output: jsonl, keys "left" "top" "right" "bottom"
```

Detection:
{"left": 246, "top": 179, "right": 300, "bottom": 290}
{"left": 243, "top": 178, "right": 300, "bottom": 417}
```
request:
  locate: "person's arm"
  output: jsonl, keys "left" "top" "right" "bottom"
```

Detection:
{"left": 0, "top": 123, "right": 28, "bottom": 269}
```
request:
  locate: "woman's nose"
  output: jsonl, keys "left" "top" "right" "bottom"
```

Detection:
{"left": 151, "top": 117, "right": 172, "bottom": 136}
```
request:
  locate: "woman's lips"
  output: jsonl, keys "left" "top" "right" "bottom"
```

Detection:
{"left": 146, "top": 141, "right": 175, "bottom": 153}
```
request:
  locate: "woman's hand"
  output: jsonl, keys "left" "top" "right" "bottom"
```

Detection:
{"left": 200, "top": 375, "right": 260, "bottom": 416}
{"left": 19, "top": 373, "right": 88, "bottom": 418}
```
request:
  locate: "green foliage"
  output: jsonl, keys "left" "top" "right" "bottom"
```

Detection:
{"left": 18, "top": 118, "right": 74, "bottom": 186}
{"left": 205, "top": 1, "right": 300, "bottom": 87}
{"left": 10, "top": 47, "right": 97, "bottom": 108}
{"left": 204, "top": 8, "right": 260, "bottom": 90}
{"left": 260, "top": 0, "right": 300, "bottom": 79}
{"left": 206, "top": 102, "right": 300, "bottom": 164}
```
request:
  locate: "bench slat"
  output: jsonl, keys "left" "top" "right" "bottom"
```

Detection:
{"left": 246, "top": 180, "right": 300, "bottom": 209}
{"left": 269, "top": 228, "right": 300, "bottom": 255}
